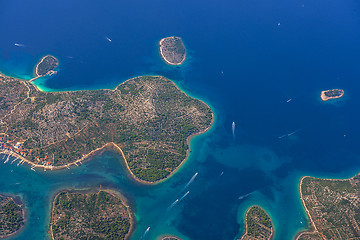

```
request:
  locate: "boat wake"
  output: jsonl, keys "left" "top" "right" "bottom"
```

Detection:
{"left": 105, "top": 36, "right": 112, "bottom": 42}
{"left": 140, "top": 227, "right": 150, "bottom": 239}
{"left": 14, "top": 43, "right": 25, "bottom": 47}
{"left": 278, "top": 127, "right": 304, "bottom": 139}
{"left": 182, "top": 172, "right": 198, "bottom": 191}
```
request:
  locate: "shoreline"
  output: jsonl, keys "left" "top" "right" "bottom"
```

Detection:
{"left": 34, "top": 55, "right": 47, "bottom": 77}
{"left": 295, "top": 176, "right": 318, "bottom": 240}
{"left": 158, "top": 235, "right": 182, "bottom": 240}
{"left": 320, "top": 89, "right": 344, "bottom": 101}
{"left": 294, "top": 174, "right": 359, "bottom": 239}
{"left": 240, "top": 205, "right": 274, "bottom": 240}
{"left": 1, "top": 71, "right": 215, "bottom": 185}
{"left": 101, "top": 188, "right": 136, "bottom": 240}
{"left": 49, "top": 188, "right": 135, "bottom": 240}
{"left": 30, "top": 55, "right": 58, "bottom": 83}
{"left": 159, "top": 38, "right": 186, "bottom": 66}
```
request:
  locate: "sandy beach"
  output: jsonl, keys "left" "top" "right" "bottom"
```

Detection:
{"left": 295, "top": 176, "right": 319, "bottom": 240}
{"left": 240, "top": 205, "right": 274, "bottom": 240}
{"left": 159, "top": 37, "right": 186, "bottom": 66}
{"left": 320, "top": 89, "right": 344, "bottom": 101}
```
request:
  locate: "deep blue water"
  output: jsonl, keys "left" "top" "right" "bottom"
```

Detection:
{"left": 1, "top": 0, "right": 360, "bottom": 239}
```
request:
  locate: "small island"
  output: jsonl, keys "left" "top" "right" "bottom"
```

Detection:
{"left": 35, "top": 55, "right": 58, "bottom": 77}
{"left": 320, "top": 89, "right": 344, "bottom": 101}
{"left": 159, "top": 36, "right": 186, "bottom": 65}
{"left": 297, "top": 174, "right": 360, "bottom": 239}
{"left": 50, "top": 189, "right": 133, "bottom": 240}
{"left": 0, "top": 60, "right": 213, "bottom": 183}
{"left": 0, "top": 194, "right": 25, "bottom": 239}
{"left": 240, "top": 205, "right": 273, "bottom": 240}
{"left": 159, "top": 236, "right": 182, "bottom": 240}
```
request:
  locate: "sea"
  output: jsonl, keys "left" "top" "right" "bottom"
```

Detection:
{"left": 1, "top": 0, "right": 360, "bottom": 239}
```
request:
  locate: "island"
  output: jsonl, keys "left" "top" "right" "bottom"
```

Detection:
{"left": 50, "top": 189, "right": 133, "bottom": 240}
{"left": 296, "top": 174, "right": 360, "bottom": 240}
{"left": 159, "top": 36, "right": 186, "bottom": 65}
{"left": 35, "top": 55, "right": 59, "bottom": 77}
{"left": 159, "top": 236, "right": 182, "bottom": 240}
{"left": 320, "top": 89, "right": 344, "bottom": 101}
{"left": 0, "top": 194, "right": 25, "bottom": 239}
{"left": 240, "top": 205, "right": 273, "bottom": 240}
{"left": 0, "top": 66, "right": 213, "bottom": 183}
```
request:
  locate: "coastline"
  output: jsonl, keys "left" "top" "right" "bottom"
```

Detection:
{"left": 159, "top": 38, "right": 186, "bottom": 66}
{"left": 240, "top": 207, "right": 251, "bottom": 240}
{"left": 294, "top": 174, "right": 359, "bottom": 240}
{"left": 30, "top": 55, "right": 59, "bottom": 84}
{"left": 295, "top": 172, "right": 360, "bottom": 240}
{"left": 0, "top": 71, "right": 215, "bottom": 185}
{"left": 157, "top": 235, "right": 182, "bottom": 240}
{"left": 118, "top": 76, "right": 215, "bottom": 185}
{"left": 101, "top": 188, "right": 136, "bottom": 240}
{"left": 295, "top": 176, "right": 318, "bottom": 240}
{"left": 240, "top": 205, "right": 274, "bottom": 240}
{"left": 320, "top": 89, "right": 344, "bottom": 101}
{"left": 34, "top": 55, "right": 47, "bottom": 77}
{"left": 49, "top": 188, "right": 135, "bottom": 240}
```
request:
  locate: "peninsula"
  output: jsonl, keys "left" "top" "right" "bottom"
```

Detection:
{"left": 159, "top": 36, "right": 186, "bottom": 65}
{"left": 28, "top": 55, "right": 59, "bottom": 83}
{"left": 35, "top": 55, "right": 58, "bottom": 77}
{"left": 50, "top": 189, "right": 133, "bottom": 240}
{"left": 0, "top": 194, "right": 25, "bottom": 239}
{"left": 0, "top": 67, "right": 213, "bottom": 183}
{"left": 297, "top": 174, "right": 360, "bottom": 239}
{"left": 240, "top": 205, "right": 273, "bottom": 240}
{"left": 320, "top": 89, "right": 344, "bottom": 101}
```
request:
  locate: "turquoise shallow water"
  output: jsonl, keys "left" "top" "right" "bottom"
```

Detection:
{"left": 1, "top": 0, "right": 360, "bottom": 239}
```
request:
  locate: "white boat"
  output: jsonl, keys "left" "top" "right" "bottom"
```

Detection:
{"left": 232, "top": 121, "right": 235, "bottom": 138}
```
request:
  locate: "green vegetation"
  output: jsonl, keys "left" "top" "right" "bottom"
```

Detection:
{"left": 159, "top": 36, "right": 186, "bottom": 65}
{"left": 324, "top": 89, "right": 343, "bottom": 97}
{"left": 297, "top": 175, "right": 360, "bottom": 240}
{"left": 240, "top": 205, "right": 273, "bottom": 240}
{"left": 0, "top": 195, "right": 24, "bottom": 238}
{"left": 0, "top": 75, "right": 213, "bottom": 182}
{"left": 36, "top": 55, "right": 58, "bottom": 76}
{"left": 51, "top": 190, "right": 132, "bottom": 240}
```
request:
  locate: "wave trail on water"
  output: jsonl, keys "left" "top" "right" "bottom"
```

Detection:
{"left": 167, "top": 191, "right": 190, "bottom": 211}
{"left": 232, "top": 121, "right": 235, "bottom": 140}
{"left": 182, "top": 172, "right": 198, "bottom": 191}
{"left": 278, "top": 127, "right": 305, "bottom": 139}
{"left": 167, "top": 199, "right": 179, "bottom": 211}
{"left": 179, "top": 191, "right": 190, "bottom": 202}
{"left": 14, "top": 43, "right": 25, "bottom": 47}
{"left": 140, "top": 227, "right": 150, "bottom": 239}
{"left": 105, "top": 36, "right": 112, "bottom": 42}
